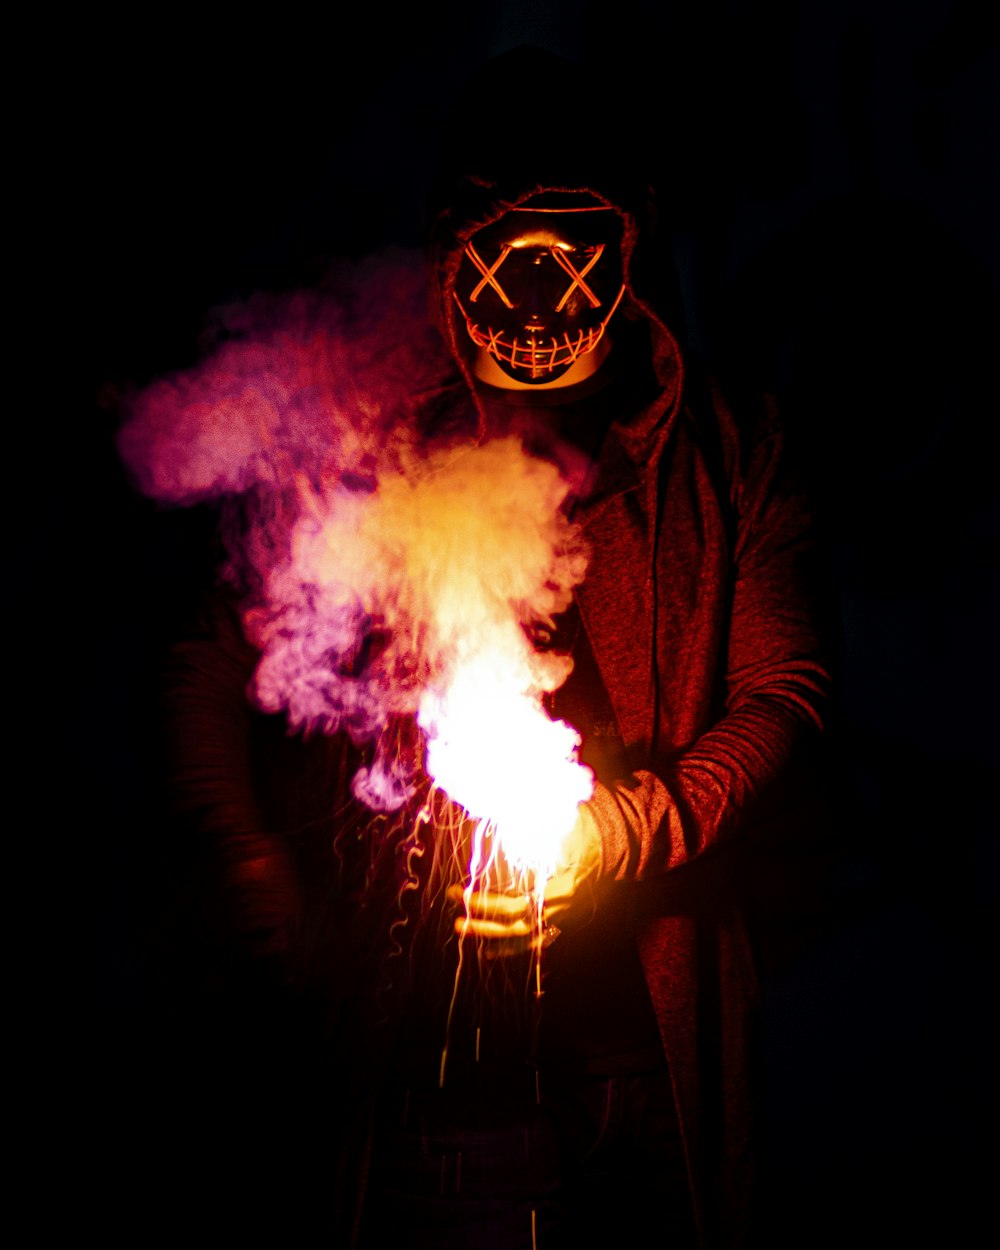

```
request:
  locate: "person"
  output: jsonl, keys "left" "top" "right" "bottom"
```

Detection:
{"left": 413, "top": 49, "right": 834, "bottom": 1247}
{"left": 130, "top": 45, "right": 834, "bottom": 1250}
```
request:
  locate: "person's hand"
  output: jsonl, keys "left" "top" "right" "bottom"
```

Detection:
{"left": 447, "top": 803, "right": 602, "bottom": 955}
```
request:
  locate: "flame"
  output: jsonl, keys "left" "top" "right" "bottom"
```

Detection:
{"left": 384, "top": 437, "right": 593, "bottom": 892}
{"left": 420, "top": 643, "right": 593, "bottom": 889}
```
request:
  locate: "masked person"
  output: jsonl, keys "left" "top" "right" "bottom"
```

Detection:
{"left": 399, "top": 46, "right": 834, "bottom": 1249}
{"left": 135, "top": 45, "right": 834, "bottom": 1250}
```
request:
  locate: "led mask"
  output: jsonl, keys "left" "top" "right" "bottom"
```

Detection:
{"left": 453, "top": 204, "right": 626, "bottom": 385}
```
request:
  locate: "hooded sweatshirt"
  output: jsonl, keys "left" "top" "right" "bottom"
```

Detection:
{"left": 424, "top": 46, "right": 835, "bottom": 1248}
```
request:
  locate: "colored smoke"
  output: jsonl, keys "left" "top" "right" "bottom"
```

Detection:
{"left": 118, "top": 251, "right": 591, "bottom": 821}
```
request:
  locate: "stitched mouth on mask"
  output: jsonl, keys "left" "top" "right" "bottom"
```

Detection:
{"left": 466, "top": 323, "right": 607, "bottom": 371}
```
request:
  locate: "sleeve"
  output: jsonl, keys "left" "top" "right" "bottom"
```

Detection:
{"left": 592, "top": 407, "right": 835, "bottom": 882}
{"left": 165, "top": 591, "right": 304, "bottom": 952}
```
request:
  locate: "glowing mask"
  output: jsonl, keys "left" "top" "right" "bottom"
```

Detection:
{"left": 453, "top": 206, "right": 626, "bottom": 384}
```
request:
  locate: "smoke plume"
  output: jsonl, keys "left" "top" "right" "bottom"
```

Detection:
{"left": 118, "top": 251, "right": 590, "bottom": 823}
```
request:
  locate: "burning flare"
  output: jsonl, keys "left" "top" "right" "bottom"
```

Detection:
{"left": 118, "top": 255, "right": 594, "bottom": 897}
{"left": 421, "top": 649, "right": 593, "bottom": 884}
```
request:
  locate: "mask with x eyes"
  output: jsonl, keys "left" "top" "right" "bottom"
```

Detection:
{"left": 453, "top": 205, "right": 626, "bottom": 385}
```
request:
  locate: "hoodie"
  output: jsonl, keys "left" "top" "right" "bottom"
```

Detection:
{"left": 425, "top": 46, "right": 835, "bottom": 1248}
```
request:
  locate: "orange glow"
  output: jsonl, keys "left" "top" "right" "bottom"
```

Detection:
{"left": 419, "top": 645, "right": 593, "bottom": 890}
{"left": 466, "top": 242, "right": 515, "bottom": 307}
{"left": 374, "top": 436, "right": 595, "bottom": 903}
{"left": 290, "top": 433, "right": 592, "bottom": 935}
{"left": 455, "top": 283, "right": 625, "bottom": 375}
{"left": 551, "top": 243, "right": 605, "bottom": 310}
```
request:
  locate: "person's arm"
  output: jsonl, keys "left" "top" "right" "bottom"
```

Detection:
{"left": 166, "top": 591, "right": 303, "bottom": 960}
{"left": 595, "top": 413, "right": 832, "bottom": 879}
{"left": 597, "top": 402, "right": 830, "bottom": 880}
{"left": 457, "top": 408, "right": 833, "bottom": 944}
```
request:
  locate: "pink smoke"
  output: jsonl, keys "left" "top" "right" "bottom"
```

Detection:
{"left": 118, "top": 251, "right": 460, "bottom": 503}
{"left": 118, "top": 250, "right": 589, "bottom": 815}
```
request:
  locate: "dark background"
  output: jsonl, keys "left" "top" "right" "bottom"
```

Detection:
{"left": 74, "top": 2, "right": 994, "bottom": 1244}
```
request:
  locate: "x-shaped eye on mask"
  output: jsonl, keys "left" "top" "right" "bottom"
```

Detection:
{"left": 464, "top": 242, "right": 607, "bottom": 313}
{"left": 551, "top": 244, "right": 605, "bottom": 310}
{"left": 466, "top": 242, "right": 515, "bottom": 307}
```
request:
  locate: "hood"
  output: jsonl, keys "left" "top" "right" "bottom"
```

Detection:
{"left": 426, "top": 45, "right": 687, "bottom": 461}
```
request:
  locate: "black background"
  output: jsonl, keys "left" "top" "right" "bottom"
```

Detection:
{"left": 72, "top": 2, "right": 994, "bottom": 1244}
